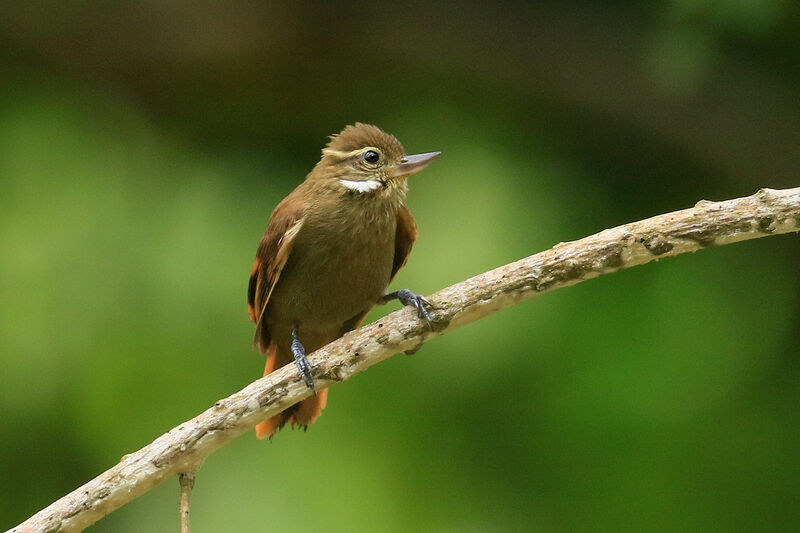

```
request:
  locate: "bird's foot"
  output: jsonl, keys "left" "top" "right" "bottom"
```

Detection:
{"left": 383, "top": 289, "right": 433, "bottom": 327}
{"left": 291, "top": 327, "right": 316, "bottom": 394}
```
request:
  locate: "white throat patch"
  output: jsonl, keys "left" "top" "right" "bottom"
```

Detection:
{"left": 339, "top": 178, "right": 382, "bottom": 193}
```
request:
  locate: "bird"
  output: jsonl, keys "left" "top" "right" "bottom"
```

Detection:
{"left": 247, "top": 123, "right": 440, "bottom": 439}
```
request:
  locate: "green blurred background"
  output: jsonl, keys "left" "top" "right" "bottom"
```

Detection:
{"left": 2, "top": 1, "right": 799, "bottom": 531}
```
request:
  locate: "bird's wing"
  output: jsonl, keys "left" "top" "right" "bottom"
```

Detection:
{"left": 391, "top": 203, "right": 418, "bottom": 282}
{"left": 248, "top": 194, "right": 306, "bottom": 353}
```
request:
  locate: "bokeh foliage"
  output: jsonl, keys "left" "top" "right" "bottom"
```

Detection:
{"left": 1, "top": 1, "right": 799, "bottom": 531}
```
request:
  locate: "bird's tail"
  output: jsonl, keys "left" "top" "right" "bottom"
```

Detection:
{"left": 255, "top": 343, "right": 328, "bottom": 439}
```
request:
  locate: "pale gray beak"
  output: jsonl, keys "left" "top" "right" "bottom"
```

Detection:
{"left": 392, "top": 151, "right": 441, "bottom": 177}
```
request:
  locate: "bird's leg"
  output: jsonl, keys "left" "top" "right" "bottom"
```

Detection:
{"left": 291, "top": 327, "right": 316, "bottom": 394}
{"left": 380, "top": 289, "right": 433, "bottom": 327}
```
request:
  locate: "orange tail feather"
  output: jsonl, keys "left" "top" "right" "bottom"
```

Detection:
{"left": 292, "top": 389, "right": 328, "bottom": 427}
{"left": 255, "top": 343, "right": 329, "bottom": 439}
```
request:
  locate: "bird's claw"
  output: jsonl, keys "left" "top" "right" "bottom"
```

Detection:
{"left": 291, "top": 327, "right": 316, "bottom": 394}
{"left": 395, "top": 289, "right": 433, "bottom": 327}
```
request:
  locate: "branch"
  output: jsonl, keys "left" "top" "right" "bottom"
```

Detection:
{"left": 178, "top": 473, "right": 195, "bottom": 533}
{"left": 11, "top": 187, "right": 800, "bottom": 533}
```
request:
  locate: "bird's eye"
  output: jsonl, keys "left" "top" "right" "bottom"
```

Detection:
{"left": 363, "top": 150, "right": 380, "bottom": 165}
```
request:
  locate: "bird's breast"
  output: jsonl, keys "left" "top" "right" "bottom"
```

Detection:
{"left": 267, "top": 200, "right": 398, "bottom": 330}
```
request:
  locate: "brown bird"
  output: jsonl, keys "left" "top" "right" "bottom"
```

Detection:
{"left": 248, "top": 123, "right": 439, "bottom": 439}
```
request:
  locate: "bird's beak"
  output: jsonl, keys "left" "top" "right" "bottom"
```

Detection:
{"left": 392, "top": 151, "right": 441, "bottom": 178}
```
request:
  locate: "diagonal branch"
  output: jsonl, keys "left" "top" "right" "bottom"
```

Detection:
{"left": 10, "top": 187, "right": 800, "bottom": 533}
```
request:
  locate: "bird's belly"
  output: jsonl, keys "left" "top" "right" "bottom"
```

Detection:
{"left": 266, "top": 226, "right": 395, "bottom": 331}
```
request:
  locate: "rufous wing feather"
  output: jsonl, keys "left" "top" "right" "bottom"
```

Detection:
{"left": 392, "top": 203, "right": 418, "bottom": 282}
{"left": 247, "top": 192, "right": 307, "bottom": 354}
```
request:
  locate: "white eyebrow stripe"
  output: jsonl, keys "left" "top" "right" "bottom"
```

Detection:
{"left": 339, "top": 178, "right": 382, "bottom": 193}
{"left": 323, "top": 148, "right": 363, "bottom": 158}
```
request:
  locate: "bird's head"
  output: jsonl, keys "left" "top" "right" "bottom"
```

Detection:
{"left": 312, "top": 123, "right": 439, "bottom": 198}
